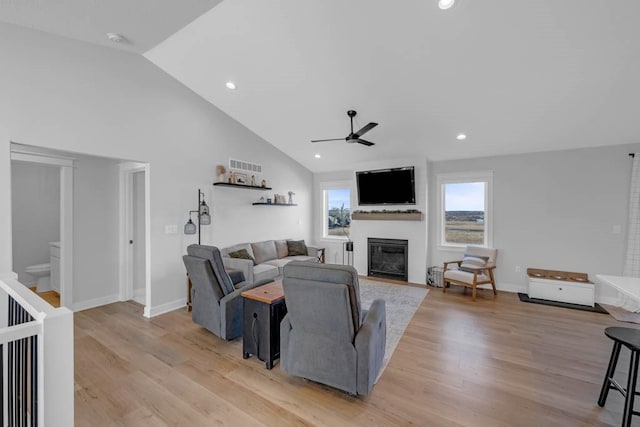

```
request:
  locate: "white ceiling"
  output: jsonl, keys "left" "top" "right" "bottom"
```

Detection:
{"left": 2, "top": 0, "right": 640, "bottom": 172}
{"left": 0, "top": 0, "right": 222, "bottom": 53}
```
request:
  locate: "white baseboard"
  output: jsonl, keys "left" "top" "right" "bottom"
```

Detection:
{"left": 146, "top": 298, "right": 187, "bottom": 318}
{"left": 495, "top": 282, "right": 527, "bottom": 294}
{"left": 595, "top": 296, "right": 620, "bottom": 306}
{"left": 132, "top": 288, "right": 145, "bottom": 305}
{"left": 73, "top": 293, "right": 120, "bottom": 312}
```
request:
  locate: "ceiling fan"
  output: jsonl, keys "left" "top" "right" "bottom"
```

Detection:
{"left": 311, "top": 110, "right": 378, "bottom": 146}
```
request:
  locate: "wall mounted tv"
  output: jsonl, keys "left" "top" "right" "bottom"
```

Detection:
{"left": 356, "top": 166, "right": 416, "bottom": 205}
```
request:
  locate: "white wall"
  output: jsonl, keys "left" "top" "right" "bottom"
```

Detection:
{"left": 11, "top": 162, "right": 60, "bottom": 284}
{"left": 428, "top": 143, "right": 640, "bottom": 303}
{"left": 313, "top": 158, "right": 428, "bottom": 285}
{"left": 72, "top": 154, "right": 120, "bottom": 305}
{"left": 0, "top": 22, "right": 313, "bottom": 314}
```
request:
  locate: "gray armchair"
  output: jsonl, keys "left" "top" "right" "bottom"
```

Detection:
{"left": 280, "top": 262, "right": 386, "bottom": 396}
{"left": 183, "top": 244, "right": 268, "bottom": 340}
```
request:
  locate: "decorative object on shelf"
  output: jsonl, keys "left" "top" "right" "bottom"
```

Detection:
{"left": 216, "top": 165, "right": 226, "bottom": 182}
{"left": 258, "top": 196, "right": 265, "bottom": 203}
{"left": 267, "top": 198, "right": 273, "bottom": 204}
{"left": 184, "top": 189, "right": 211, "bottom": 244}
{"left": 261, "top": 179, "right": 267, "bottom": 188}
{"left": 228, "top": 171, "right": 235, "bottom": 184}
{"left": 251, "top": 175, "right": 256, "bottom": 186}
{"left": 235, "top": 173, "right": 248, "bottom": 185}
{"left": 288, "top": 191, "right": 295, "bottom": 205}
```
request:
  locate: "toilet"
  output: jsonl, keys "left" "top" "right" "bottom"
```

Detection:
{"left": 25, "top": 262, "right": 50, "bottom": 291}
{"left": 24, "top": 242, "right": 60, "bottom": 292}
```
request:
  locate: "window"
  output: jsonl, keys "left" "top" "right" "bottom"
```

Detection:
{"left": 323, "top": 187, "right": 351, "bottom": 239}
{"left": 437, "top": 172, "right": 493, "bottom": 248}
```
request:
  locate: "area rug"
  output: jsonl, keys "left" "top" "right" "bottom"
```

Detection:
{"left": 517, "top": 292, "right": 608, "bottom": 314}
{"left": 601, "top": 304, "right": 640, "bottom": 324}
{"left": 359, "top": 278, "right": 428, "bottom": 380}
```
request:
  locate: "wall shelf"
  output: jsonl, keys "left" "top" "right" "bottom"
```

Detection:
{"left": 213, "top": 182, "right": 272, "bottom": 191}
{"left": 351, "top": 212, "right": 423, "bottom": 221}
{"left": 252, "top": 203, "right": 298, "bottom": 206}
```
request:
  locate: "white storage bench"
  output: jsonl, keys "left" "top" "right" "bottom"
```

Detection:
{"left": 527, "top": 268, "right": 595, "bottom": 307}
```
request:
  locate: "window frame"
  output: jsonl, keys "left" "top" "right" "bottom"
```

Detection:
{"left": 320, "top": 181, "right": 352, "bottom": 241}
{"left": 436, "top": 171, "right": 493, "bottom": 251}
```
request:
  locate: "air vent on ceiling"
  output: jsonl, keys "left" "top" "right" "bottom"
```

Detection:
{"left": 229, "top": 159, "right": 262, "bottom": 174}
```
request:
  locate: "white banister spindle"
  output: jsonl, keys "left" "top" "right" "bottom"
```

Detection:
{"left": 0, "top": 275, "right": 73, "bottom": 426}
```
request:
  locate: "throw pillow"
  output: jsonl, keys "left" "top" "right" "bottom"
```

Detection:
{"left": 275, "top": 239, "right": 289, "bottom": 258}
{"left": 459, "top": 254, "right": 489, "bottom": 273}
{"left": 287, "top": 239, "right": 308, "bottom": 256}
{"left": 228, "top": 249, "right": 256, "bottom": 265}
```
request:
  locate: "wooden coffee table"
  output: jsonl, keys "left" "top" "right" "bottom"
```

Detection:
{"left": 241, "top": 281, "right": 287, "bottom": 369}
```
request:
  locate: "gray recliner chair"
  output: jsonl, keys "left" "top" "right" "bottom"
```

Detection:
{"left": 280, "top": 262, "right": 386, "bottom": 396}
{"left": 182, "top": 244, "right": 268, "bottom": 340}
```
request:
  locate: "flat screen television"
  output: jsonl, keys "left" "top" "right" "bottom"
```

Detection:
{"left": 356, "top": 166, "right": 416, "bottom": 205}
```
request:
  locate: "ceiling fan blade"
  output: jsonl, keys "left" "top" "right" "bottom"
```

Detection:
{"left": 356, "top": 139, "right": 375, "bottom": 146}
{"left": 353, "top": 122, "right": 378, "bottom": 138}
{"left": 310, "top": 138, "right": 345, "bottom": 143}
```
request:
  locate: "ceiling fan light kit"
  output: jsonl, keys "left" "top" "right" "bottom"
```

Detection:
{"left": 311, "top": 110, "right": 378, "bottom": 147}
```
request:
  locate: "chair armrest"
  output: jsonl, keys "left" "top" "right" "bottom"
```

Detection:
{"left": 222, "top": 257, "right": 254, "bottom": 283}
{"left": 443, "top": 260, "right": 462, "bottom": 270}
{"left": 355, "top": 298, "right": 386, "bottom": 396}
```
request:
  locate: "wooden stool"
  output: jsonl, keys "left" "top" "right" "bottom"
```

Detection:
{"left": 599, "top": 327, "right": 640, "bottom": 427}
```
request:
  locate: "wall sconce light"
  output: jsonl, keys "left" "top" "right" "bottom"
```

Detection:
{"left": 184, "top": 189, "right": 211, "bottom": 244}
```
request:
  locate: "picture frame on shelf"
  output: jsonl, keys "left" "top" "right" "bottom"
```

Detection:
{"left": 235, "top": 173, "right": 248, "bottom": 185}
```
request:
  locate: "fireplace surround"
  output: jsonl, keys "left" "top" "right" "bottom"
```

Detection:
{"left": 367, "top": 238, "right": 409, "bottom": 281}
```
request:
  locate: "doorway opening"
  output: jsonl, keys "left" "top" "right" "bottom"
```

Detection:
{"left": 10, "top": 148, "right": 73, "bottom": 309}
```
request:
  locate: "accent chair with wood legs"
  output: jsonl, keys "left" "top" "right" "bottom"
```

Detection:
{"left": 442, "top": 246, "right": 498, "bottom": 301}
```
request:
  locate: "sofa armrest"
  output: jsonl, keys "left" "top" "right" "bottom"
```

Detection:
{"left": 222, "top": 257, "right": 254, "bottom": 283}
{"left": 280, "top": 314, "right": 292, "bottom": 373}
{"left": 355, "top": 298, "right": 386, "bottom": 395}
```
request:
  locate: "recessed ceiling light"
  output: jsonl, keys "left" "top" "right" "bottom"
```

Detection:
{"left": 456, "top": 133, "right": 467, "bottom": 141}
{"left": 106, "top": 33, "right": 126, "bottom": 43}
{"left": 314, "top": 154, "right": 321, "bottom": 159}
{"left": 225, "top": 81, "right": 236, "bottom": 90}
{"left": 438, "top": 0, "right": 455, "bottom": 10}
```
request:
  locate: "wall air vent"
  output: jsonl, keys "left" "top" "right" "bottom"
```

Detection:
{"left": 229, "top": 159, "right": 262, "bottom": 174}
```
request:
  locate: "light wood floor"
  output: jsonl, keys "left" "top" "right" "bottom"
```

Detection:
{"left": 29, "top": 286, "right": 60, "bottom": 307}
{"left": 74, "top": 286, "right": 632, "bottom": 426}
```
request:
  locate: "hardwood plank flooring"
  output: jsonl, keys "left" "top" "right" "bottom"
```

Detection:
{"left": 29, "top": 286, "right": 60, "bottom": 307}
{"left": 75, "top": 286, "right": 631, "bottom": 426}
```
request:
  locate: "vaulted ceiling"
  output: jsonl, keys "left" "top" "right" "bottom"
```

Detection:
{"left": 2, "top": 1, "right": 640, "bottom": 172}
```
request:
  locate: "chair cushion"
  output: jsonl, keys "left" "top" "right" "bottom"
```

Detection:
{"left": 459, "top": 254, "right": 488, "bottom": 273}
{"left": 287, "top": 240, "right": 308, "bottom": 256}
{"left": 252, "top": 240, "right": 278, "bottom": 265}
{"left": 253, "top": 264, "right": 280, "bottom": 282}
{"left": 228, "top": 249, "right": 256, "bottom": 265}
{"left": 444, "top": 269, "right": 491, "bottom": 283}
{"left": 275, "top": 239, "right": 289, "bottom": 258}
{"left": 464, "top": 246, "right": 498, "bottom": 268}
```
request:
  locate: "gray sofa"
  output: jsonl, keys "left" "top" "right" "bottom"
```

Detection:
{"left": 221, "top": 239, "right": 319, "bottom": 284}
{"left": 183, "top": 245, "right": 270, "bottom": 340}
{"left": 280, "top": 262, "right": 386, "bottom": 396}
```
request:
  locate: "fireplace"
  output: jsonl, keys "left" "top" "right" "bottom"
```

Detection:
{"left": 368, "top": 238, "right": 408, "bottom": 281}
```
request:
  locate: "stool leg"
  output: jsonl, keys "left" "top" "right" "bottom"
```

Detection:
{"left": 623, "top": 350, "right": 640, "bottom": 427}
{"left": 599, "top": 341, "right": 622, "bottom": 406}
